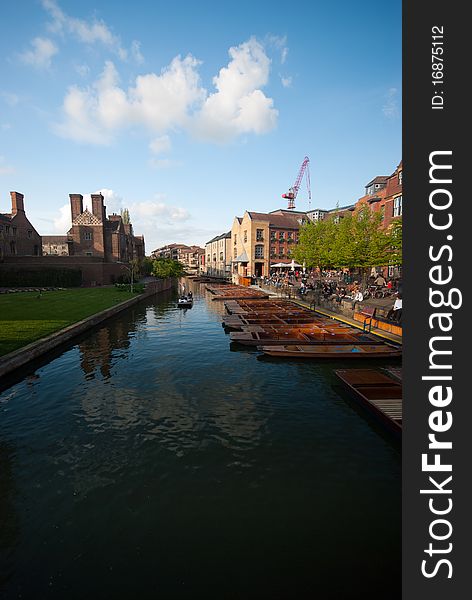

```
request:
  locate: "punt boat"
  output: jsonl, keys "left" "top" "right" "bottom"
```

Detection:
{"left": 335, "top": 369, "right": 402, "bottom": 435}
{"left": 259, "top": 344, "right": 402, "bottom": 358}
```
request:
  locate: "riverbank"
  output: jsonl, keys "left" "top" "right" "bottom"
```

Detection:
{"left": 0, "top": 278, "right": 174, "bottom": 378}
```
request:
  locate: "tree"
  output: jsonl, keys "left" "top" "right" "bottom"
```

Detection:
{"left": 121, "top": 208, "right": 131, "bottom": 224}
{"left": 151, "top": 258, "right": 184, "bottom": 279}
{"left": 388, "top": 218, "right": 403, "bottom": 266}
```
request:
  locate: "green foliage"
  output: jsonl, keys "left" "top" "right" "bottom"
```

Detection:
{"left": 120, "top": 208, "right": 131, "bottom": 224}
{"left": 388, "top": 218, "right": 403, "bottom": 266}
{"left": 294, "top": 207, "right": 402, "bottom": 277}
{"left": 151, "top": 258, "right": 184, "bottom": 279}
{"left": 115, "top": 283, "right": 145, "bottom": 293}
{"left": 141, "top": 257, "right": 154, "bottom": 276}
{"left": 0, "top": 268, "right": 82, "bottom": 287}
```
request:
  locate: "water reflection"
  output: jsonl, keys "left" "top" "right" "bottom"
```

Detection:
{"left": 0, "top": 278, "right": 401, "bottom": 599}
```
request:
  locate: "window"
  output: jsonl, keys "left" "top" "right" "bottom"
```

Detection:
{"left": 243, "top": 230, "right": 247, "bottom": 243}
{"left": 279, "top": 231, "right": 285, "bottom": 240}
{"left": 84, "top": 232, "right": 92, "bottom": 241}
{"left": 380, "top": 205, "right": 385, "bottom": 220}
{"left": 207, "top": 255, "right": 211, "bottom": 263}
{"left": 287, "top": 232, "right": 294, "bottom": 243}
{"left": 27, "top": 229, "right": 32, "bottom": 238}
{"left": 393, "top": 196, "right": 402, "bottom": 217}
{"left": 12, "top": 227, "right": 17, "bottom": 236}
{"left": 256, "top": 229, "right": 264, "bottom": 241}
{"left": 255, "top": 244, "right": 264, "bottom": 259}
{"left": 234, "top": 235, "right": 237, "bottom": 245}
{"left": 219, "top": 252, "right": 223, "bottom": 261}
{"left": 233, "top": 247, "right": 237, "bottom": 258}
{"left": 86, "top": 251, "right": 93, "bottom": 256}
{"left": 270, "top": 231, "right": 276, "bottom": 241}
{"left": 5, "top": 225, "right": 10, "bottom": 234}
{"left": 398, "top": 171, "right": 403, "bottom": 185}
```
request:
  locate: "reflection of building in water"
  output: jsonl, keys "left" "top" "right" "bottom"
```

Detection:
{"left": 78, "top": 307, "right": 145, "bottom": 379}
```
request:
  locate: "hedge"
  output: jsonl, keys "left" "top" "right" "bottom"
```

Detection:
{"left": 0, "top": 268, "right": 82, "bottom": 287}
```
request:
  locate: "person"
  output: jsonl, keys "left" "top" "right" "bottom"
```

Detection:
{"left": 387, "top": 293, "right": 402, "bottom": 323}
{"left": 351, "top": 288, "right": 364, "bottom": 310}
{"left": 188, "top": 291, "right": 193, "bottom": 299}
{"left": 374, "top": 273, "right": 386, "bottom": 287}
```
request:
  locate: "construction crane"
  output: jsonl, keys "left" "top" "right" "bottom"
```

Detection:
{"left": 282, "top": 156, "right": 311, "bottom": 210}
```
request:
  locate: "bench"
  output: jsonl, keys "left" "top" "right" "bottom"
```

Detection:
{"left": 358, "top": 306, "right": 376, "bottom": 332}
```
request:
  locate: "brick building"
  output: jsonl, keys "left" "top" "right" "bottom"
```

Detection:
{"left": 0, "top": 192, "right": 42, "bottom": 259}
{"left": 66, "top": 193, "right": 145, "bottom": 261}
{"left": 151, "top": 243, "right": 204, "bottom": 274}
{"left": 42, "top": 235, "right": 72, "bottom": 256}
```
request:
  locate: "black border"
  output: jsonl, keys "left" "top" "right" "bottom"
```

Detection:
{"left": 403, "top": 1, "right": 467, "bottom": 597}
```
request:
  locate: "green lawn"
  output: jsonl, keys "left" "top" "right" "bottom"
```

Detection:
{"left": 0, "top": 287, "right": 138, "bottom": 357}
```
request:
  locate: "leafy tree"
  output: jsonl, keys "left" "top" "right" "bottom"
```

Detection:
{"left": 388, "top": 218, "right": 403, "bottom": 266}
{"left": 151, "top": 258, "right": 184, "bottom": 279}
{"left": 121, "top": 208, "right": 131, "bottom": 224}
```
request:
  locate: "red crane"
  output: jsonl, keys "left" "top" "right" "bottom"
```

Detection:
{"left": 282, "top": 156, "right": 311, "bottom": 210}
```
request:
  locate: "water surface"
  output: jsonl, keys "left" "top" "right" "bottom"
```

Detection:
{"left": 0, "top": 281, "right": 401, "bottom": 599}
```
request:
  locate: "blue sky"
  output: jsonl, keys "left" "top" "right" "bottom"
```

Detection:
{"left": 0, "top": 0, "right": 401, "bottom": 251}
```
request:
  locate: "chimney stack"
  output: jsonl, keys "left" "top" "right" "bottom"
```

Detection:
{"left": 91, "top": 193, "right": 105, "bottom": 222}
{"left": 70, "top": 194, "right": 83, "bottom": 222}
{"left": 10, "top": 191, "right": 25, "bottom": 215}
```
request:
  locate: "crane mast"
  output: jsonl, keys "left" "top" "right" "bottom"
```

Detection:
{"left": 282, "top": 156, "right": 311, "bottom": 210}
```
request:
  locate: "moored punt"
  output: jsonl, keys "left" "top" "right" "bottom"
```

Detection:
{"left": 206, "top": 285, "right": 269, "bottom": 301}
{"left": 231, "top": 329, "right": 381, "bottom": 346}
{"left": 334, "top": 369, "right": 402, "bottom": 436}
{"left": 222, "top": 315, "right": 346, "bottom": 330}
{"left": 259, "top": 344, "right": 402, "bottom": 358}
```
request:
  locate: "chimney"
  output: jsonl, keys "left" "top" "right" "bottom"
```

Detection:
{"left": 70, "top": 194, "right": 83, "bottom": 222}
{"left": 91, "top": 193, "right": 105, "bottom": 222}
{"left": 10, "top": 191, "right": 25, "bottom": 215}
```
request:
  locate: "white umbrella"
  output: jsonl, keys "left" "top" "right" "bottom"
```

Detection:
{"left": 290, "top": 259, "right": 302, "bottom": 271}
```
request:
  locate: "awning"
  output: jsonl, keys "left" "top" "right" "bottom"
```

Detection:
{"left": 234, "top": 251, "right": 249, "bottom": 263}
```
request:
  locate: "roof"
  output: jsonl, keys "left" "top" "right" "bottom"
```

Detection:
{"left": 365, "top": 175, "right": 389, "bottom": 187}
{"left": 206, "top": 231, "right": 231, "bottom": 244}
{"left": 247, "top": 211, "right": 303, "bottom": 229}
{"left": 234, "top": 251, "right": 249, "bottom": 263}
{"left": 42, "top": 235, "right": 70, "bottom": 243}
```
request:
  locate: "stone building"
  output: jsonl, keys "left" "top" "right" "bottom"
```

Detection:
{"left": 230, "top": 209, "right": 308, "bottom": 281}
{"left": 205, "top": 232, "right": 231, "bottom": 278}
{"left": 0, "top": 192, "right": 42, "bottom": 259}
{"left": 66, "top": 193, "right": 145, "bottom": 261}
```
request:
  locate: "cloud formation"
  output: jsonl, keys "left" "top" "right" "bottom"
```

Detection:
{"left": 41, "top": 0, "right": 140, "bottom": 62}
{"left": 19, "top": 37, "right": 58, "bottom": 69}
{"left": 382, "top": 87, "right": 400, "bottom": 119}
{"left": 54, "top": 38, "right": 278, "bottom": 146}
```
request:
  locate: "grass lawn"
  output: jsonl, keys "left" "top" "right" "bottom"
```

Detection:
{"left": 0, "top": 287, "right": 138, "bottom": 357}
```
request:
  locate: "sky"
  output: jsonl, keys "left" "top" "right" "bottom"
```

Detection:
{"left": 0, "top": 0, "right": 401, "bottom": 251}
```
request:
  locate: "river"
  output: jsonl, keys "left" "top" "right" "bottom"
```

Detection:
{"left": 0, "top": 280, "right": 401, "bottom": 599}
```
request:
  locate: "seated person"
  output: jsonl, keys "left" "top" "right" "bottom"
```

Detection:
{"left": 374, "top": 274, "right": 386, "bottom": 287}
{"left": 387, "top": 294, "right": 402, "bottom": 322}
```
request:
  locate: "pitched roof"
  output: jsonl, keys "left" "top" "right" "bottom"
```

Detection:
{"left": 365, "top": 175, "right": 389, "bottom": 187}
{"left": 247, "top": 211, "right": 303, "bottom": 229}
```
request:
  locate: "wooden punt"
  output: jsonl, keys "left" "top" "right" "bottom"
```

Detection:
{"left": 231, "top": 329, "right": 381, "bottom": 346}
{"left": 206, "top": 285, "right": 269, "bottom": 300}
{"left": 335, "top": 369, "right": 402, "bottom": 435}
{"left": 259, "top": 344, "right": 402, "bottom": 358}
{"left": 223, "top": 317, "right": 350, "bottom": 331}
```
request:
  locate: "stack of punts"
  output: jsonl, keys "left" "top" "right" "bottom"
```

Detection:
{"left": 231, "top": 324, "right": 382, "bottom": 346}
{"left": 219, "top": 297, "right": 402, "bottom": 360}
{"left": 205, "top": 284, "right": 269, "bottom": 301}
{"left": 335, "top": 369, "right": 402, "bottom": 435}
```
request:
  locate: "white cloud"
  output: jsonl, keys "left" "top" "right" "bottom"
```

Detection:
{"left": 41, "top": 0, "right": 142, "bottom": 63}
{"left": 0, "top": 92, "right": 20, "bottom": 106}
{"left": 53, "top": 203, "right": 71, "bottom": 232}
{"left": 19, "top": 37, "right": 58, "bottom": 69}
{"left": 382, "top": 87, "right": 400, "bottom": 119}
{"left": 148, "top": 158, "right": 182, "bottom": 170}
{"left": 75, "top": 63, "right": 90, "bottom": 77}
{"left": 0, "top": 156, "right": 15, "bottom": 176}
{"left": 265, "top": 34, "right": 288, "bottom": 64}
{"left": 192, "top": 37, "right": 278, "bottom": 142}
{"left": 149, "top": 135, "right": 171, "bottom": 155}
{"left": 280, "top": 75, "right": 292, "bottom": 88}
{"left": 131, "top": 40, "right": 144, "bottom": 65}
{"left": 54, "top": 56, "right": 204, "bottom": 144}
{"left": 130, "top": 200, "right": 189, "bottom": 222}
{"left": 53, "top": 37, "right": 278, "bottom": 146}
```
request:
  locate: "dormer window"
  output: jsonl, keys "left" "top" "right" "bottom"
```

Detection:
{"left": 398, "top": 171, "right": 403, "bottom": 185}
